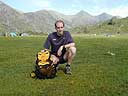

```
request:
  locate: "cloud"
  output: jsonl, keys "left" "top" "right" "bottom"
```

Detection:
{"left": 31, "top": 0, "right": 52, "bottom": 8}
{"left": 22, "top": 0, "right": 55, "bottom": 12}
{"left": 61, "top": 9, "right": 80, "bottom": 15}
{"left": 108, "top": 6, "right": 128, "bottom": 17}
{"left": 1, "top": 0, "right": 128, "bottom": 17}
{"left": 1, "top": 0, "right": 53, "bottom": 11}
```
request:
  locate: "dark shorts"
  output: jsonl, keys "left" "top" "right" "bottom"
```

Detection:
{"left": 58, "top": 55, "right": 67, "bottom": 64}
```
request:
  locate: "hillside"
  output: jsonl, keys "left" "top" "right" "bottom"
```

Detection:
{"left": 71, "top": 17, "right": 128, "bottom": 34}
{"left": 0, "top": 1, "right": 33, "bottom": 34}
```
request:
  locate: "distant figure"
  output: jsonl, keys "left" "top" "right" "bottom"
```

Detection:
{"left": 43, "top": 20, "right": 76, "bottom": 75}
{"left": 117, "top": 31, "right": 120, "bottom": 34}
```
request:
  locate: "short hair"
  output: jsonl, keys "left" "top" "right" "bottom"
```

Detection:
{"left": 55, "top": 20, "right": 65, "bottom": 27}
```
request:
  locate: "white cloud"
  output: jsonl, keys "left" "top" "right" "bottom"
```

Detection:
{"left": 31, "top": 0, "right": 52, "bottom": 8}
{"left": 61, "top": 9, "right": 80, "bottom": 15}
{"left": 1, "top": 0, "right": 128, "bottom": 17}
{"left": 107, "top": 6, "right": 128, "bottom": 17}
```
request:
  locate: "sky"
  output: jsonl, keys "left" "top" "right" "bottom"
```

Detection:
{"left": 1, "top": 0, "right": 128, "bottom": 17}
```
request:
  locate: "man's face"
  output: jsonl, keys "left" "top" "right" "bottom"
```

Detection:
{"left": 55, "top": 22, "right": 64, "bottom": 36}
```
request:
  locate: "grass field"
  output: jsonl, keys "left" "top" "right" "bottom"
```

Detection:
{"left": 0, "top": 35, "right": 128, "bottom": 96}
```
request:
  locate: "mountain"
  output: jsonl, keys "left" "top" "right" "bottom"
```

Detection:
{"left": 0, "top": 1, "right": 116, "bottom": 34}
{"left": 96, "top": 13, "right": 113, "bottom": 22}
{"left": 0, "top": 1, "right": 33, "bottom": 33}
{"left": 71, "top": 10, "right": 98, "bottom": 26}
{"left": 24, "top": 10, "right": 72, "bottom": 33}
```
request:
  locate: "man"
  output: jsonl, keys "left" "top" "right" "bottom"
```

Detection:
{"left": 44, "top": 20, "right": 76, "bottom": 75}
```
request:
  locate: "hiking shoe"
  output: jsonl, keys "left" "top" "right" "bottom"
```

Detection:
{"left": 65, "top": 65, "right": 72, "bottom": 75}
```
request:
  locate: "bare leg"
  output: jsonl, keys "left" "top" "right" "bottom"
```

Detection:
{"left": 64, "top": 47, "right": 76, "bottom": 65}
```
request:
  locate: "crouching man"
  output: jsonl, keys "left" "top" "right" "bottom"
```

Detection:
{"left": 43, "top": 20, "right": 76, "bottom": 75}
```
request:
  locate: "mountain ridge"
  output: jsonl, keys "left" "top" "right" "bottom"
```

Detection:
{"left": 0, "top": 1, "right": 118, "bottom": 34}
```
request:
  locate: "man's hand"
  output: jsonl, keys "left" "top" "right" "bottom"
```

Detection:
{"left": 57, "top": 45, "right": 64, "bottom": 56}
{"left": 51, "top": 55, "right": 59, "bottom": 64}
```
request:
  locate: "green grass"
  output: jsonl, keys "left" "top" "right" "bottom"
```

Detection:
{"left": 0, "top": 36, "right": 128, "bottom": 96}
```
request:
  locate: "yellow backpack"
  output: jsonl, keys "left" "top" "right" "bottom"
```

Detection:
{"left": 30, "top": 49, "right": 57, "bottom": 79}
{"left": 36, "top": 49, "right": 52, "bottom": 66}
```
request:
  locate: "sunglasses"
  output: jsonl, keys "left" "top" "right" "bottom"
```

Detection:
{"left": 56, "top": 27, "right": 64, "bottom": 29}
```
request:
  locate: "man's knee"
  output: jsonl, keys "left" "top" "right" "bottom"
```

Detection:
{"left": 69, "top": 47, "right": 76, "bottom": 56}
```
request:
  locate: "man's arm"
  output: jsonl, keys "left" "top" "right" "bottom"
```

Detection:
{"left": 57, "top": 43, "right": 75, "bottom": 56}
{"left": 64, "top": 42, "right": 75, "bottom": 48}
{"left": 44, "top": 35, "right": 51, "bottom": 49}
{"left": 57, "top": 31, "right": 75, "bottom": 56}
